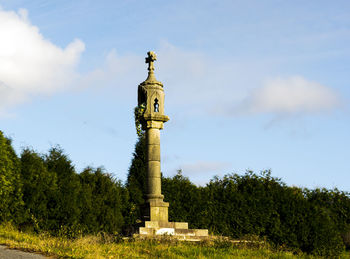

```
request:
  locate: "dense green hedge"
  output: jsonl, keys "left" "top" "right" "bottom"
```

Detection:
{"left": 1, "top": 130, "right": 350, "bottom": 256}
{"left": 0, "top": 131, "right": 24, "bottom": 224}
{"left": 1, "top": 131, "right": 125, "bottom": 236}
{"left": 128, "top": 134, "right": 350, "bottom": 257}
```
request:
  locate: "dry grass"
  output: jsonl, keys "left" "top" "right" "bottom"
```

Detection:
{"left": 0, "top": 223, "right": 348, "bottom": 258}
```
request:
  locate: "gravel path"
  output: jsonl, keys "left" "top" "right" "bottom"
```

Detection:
{"left": 0, "top": 245, "right": 48, "bottom": 259}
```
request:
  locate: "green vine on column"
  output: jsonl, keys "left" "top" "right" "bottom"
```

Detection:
{"left": 134, "top": 103, "right": 145, "bottom": 137}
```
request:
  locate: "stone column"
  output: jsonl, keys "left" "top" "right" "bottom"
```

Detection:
{"left": 143, "top": 120, "right": 169, "bottom": 222}
{"left": 146, "top": 127, "right": 163, "bottom": 200}
{"left": 138, "top": 51, "right": 169, "bottom": 223}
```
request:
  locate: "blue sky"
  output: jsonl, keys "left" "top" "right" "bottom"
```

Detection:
{"left": 0, "top": 0, "right": 349, "bottom": 190}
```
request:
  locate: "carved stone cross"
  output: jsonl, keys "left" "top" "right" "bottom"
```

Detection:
{"left": 145, "top": 51, "right": 157, "bottom": 72}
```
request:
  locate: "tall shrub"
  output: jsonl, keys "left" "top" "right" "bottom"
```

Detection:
{"left": 0, "top": 131, "right": 24, "bottom": 224}
{"left": 79, "top": 167, "right": 124, "bottom": 233}
{"left": 20, "top": 148, "right": 58, "bottom": 230}
{"left": 162, "top": 170, "right": 204, "bottom": 228}
{"left": 43, "top": 147, "right": 81, "bottom": 231}
{"left": 125, "top": 135, "right": 147, "bottom": 225}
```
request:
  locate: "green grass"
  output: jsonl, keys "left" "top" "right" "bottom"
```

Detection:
{"left": 0, "top": 223, "right": 349, "bottom": 258}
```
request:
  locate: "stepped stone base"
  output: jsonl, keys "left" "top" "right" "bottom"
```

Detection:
{"left": 137, "top": 221, "right": 209, "bottom": 241}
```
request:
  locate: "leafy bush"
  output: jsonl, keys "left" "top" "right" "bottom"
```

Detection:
{"left": 162, "top": 170, "right": 204, "bottom": 228}
{"left": 125, "top": 135, "right": 147, "bottom": 226}
{"left": 79, "top": 167, "right": 124, "bottom": 233}
{"left": 195, "top": 171, "right": 348, "bottom": 256}
{"left": 20, "top": 148, "right": 58, "bottom": 231}
{"left": 0, "top": 131, "right": 24, "bottom": 224}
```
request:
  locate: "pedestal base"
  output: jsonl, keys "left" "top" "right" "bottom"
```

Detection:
{"left": 138, "top": 221, "right": 209, "bottom": 241}
{"left": 142, "top": 199, "right": 169, "bottom": 222}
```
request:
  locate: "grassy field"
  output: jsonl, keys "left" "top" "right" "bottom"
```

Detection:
{"left": 0, "top": 223, "right": 348, "bottom": 258}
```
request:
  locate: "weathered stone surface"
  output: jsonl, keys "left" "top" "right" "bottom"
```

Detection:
{"left": 175, "top": 229, "right": 196, "bottom": 236}
{"left": 147, "top": 145, "right": 160, "bottom": 161}
{"left": 155, "top": 228, "right": 175, "bottom": 235}
{"left": 139, "top": 223, "right": 208, "bottom": 238}
{"left": 146, "top": 129, "right": 160, "bottom": 145}
{"left": 147, "top": 177, "right": 162, "bottom": 197}
{"left": 142, "top": 200, "right": 169, "bottom": 222}
{"left": 195, "top": 229, "right": 209, "bottom": 236}
{"left": 145, "top": 221, "right": 159, "bottom": 228}
{"left": 139, "top": 227, "right": 154, "bottom": 235}
{"left": 174, "top": 222, "right": 188, "bottom": 229}
{"left": 145, "top": 221, "right": 189, "bottom": 229}
{"left": 147, "top": 161, "right": 160, "bottom": 176}
{"left": 141, "top": 219, "right": 207, "bottom": 239}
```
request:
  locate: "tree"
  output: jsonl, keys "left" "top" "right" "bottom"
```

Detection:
{"left": 43, "top": 146, "right": 81, "bottom": 231}
{"left": 0, "top": 131, "right": 24, "bottom": 223}
{"left": 125, "top": 105, "right": 147, "bottom": 227}
{"left": 162, "top": 170, "right": 204, "bottom": 228}
{"left": 79, "top": 167, "right": 124, "bottom": 233}
{"left": 125, "top": 135, "right": 147, "bottom": 226}
{"left": 20, "top": 148, "right": 58, "bottom": 231}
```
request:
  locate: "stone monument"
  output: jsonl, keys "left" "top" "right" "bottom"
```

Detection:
{"left": 137, "top": 51, "right": 208, "bottom": 240}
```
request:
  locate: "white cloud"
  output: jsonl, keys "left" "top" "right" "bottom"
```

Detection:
{"left": 0, "top": 7, "right": 85, "bottom": 113}
{"left": 235, "top": 76, "right": 340, "bottom": 116}
{"left": 79, "top": 49, "right": 142, "bottom": 97}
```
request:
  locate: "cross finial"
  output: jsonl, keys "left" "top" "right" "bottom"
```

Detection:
{"left": 145, "top": 51, "right": 157, "bottom": 73}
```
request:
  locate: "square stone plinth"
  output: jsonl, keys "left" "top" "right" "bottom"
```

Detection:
{"left": 143, "top": 200, "right": 169, "bottom": 222}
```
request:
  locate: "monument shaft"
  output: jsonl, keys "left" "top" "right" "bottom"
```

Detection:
{"left": 137, "top": 51, "right": 208, "bottom": 239}
{"left": 146, "top": 127, "right": 162, "bottom": 198}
